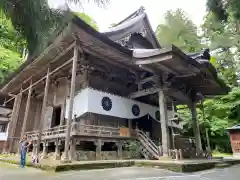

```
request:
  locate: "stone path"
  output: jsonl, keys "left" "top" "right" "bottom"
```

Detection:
{"left": 0, "top": 162, "right": 240, "bottom": 180}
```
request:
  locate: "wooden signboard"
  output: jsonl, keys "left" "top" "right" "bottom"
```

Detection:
{"left": 120, "top": 127, "right": 130, "bottom": 137}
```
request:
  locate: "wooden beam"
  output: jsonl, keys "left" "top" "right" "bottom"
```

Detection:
{"left": 158, "top": 89, "right": 170, "bottom": 156}
{"left": 82, "top": 46, "right": 139, "bottom": 76}
{"left": 5, "top": 58, "right": 73, "bottom": 105}
{"left": 139, "top": 76, "right": 158, "bottom": 84}
{"left": 8, "top": 90, "right": 23, "bottom": 152}
{"left": 20, "top": 81, "right": 32, "bottom": 138}
{"left": 36, "top": 67, "right": 51, "bottom": 158}
{"left": 10, "top": 42, "right": 75, "bottom": 94}
{"left": 129, "top": 87, "right": 162, "bottom": 98}
{"left": 63, "top": 44, "right": 78, "bottom": 161}
{"left": 135, "top": 55, "right": 173, "bottom": 65}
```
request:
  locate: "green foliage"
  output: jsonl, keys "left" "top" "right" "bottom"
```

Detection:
{"left": 206, "top": 0, "right": 240, "bottom": 22}
{"left": 0, "top": 46, "right": 23, "bottom": 83}
{"left": 0, "top": 2, "right": 100, "bottom": 84}
{"left": 155, "top": 9, "right": 202, "bottom": 53}
{"left": 156, "top": 8, "right": 240, "bottom": 153}
{"left": 74, "top": 12, "right": 99, "bottom": 30}
{"left": 0, "top": 13, "right": 24, "bottom": 84}
{"left": 123, "top": 140, "right": 141, "bottom": 158}
{"left": 0, "top": 0, "right": 109, "bottom": 55}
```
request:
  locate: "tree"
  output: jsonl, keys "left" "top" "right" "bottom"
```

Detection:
{"left": 155, "top": 9, "right": 202, "bottom": 53}
{"left": 155, "top": 8, "right": 240, "bottom": 152}
{"left": 206, "top": 0, "right": 240, "bottom": 22}
{"left": 0, "top": 14, "right": 24, "bottom": 83}
{"left": 0, "top": 46, "right": 23, "bottom": 83}
{"left": 0, "top": 0, "right": 109, "bottom": 55}
{"left": 75, "top": 12, "right": 98, "bottom": 30}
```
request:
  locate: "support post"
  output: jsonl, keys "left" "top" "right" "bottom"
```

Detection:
{"left": 95, "top": 140, "right": 103, "bottom": 160}
{"left": 69, "top": 139, "right": 76, "bottom": 161}
{"left": 116, "top": 141, "right": 123, "bottom": 159}
{"left": 54, "top": 140, "right": 61, "bottom": 160}
{"left": 42, "top": 141, "right": 48, "bottom": 159}
{"left": 32, "top": 143, "right": 37, "bottom": 157}
{"left": 60, "top": 79, "right": 68, "bottom": 126}
{"left": 20, "top": 82, "right": 32, "bottom": 138}
{"left": 206, "top": 129, "right": 211, "bottom": 151}
{"left": 190, "top": 101, "right": 202, "bottom": 155}
{"left": 158, "top": 89, "right": 170, "bottom": 156}
{"left": 63, "top": 44, "right": 78, "bottom": 161}
{"left": 8, "top": 90, "right": 23, "bottom": 153}
{"left": 36, "top": 67, "right": 51, "bottom": 158}
{"left": 179, "top": 149, "right": 183, "bottom": 160}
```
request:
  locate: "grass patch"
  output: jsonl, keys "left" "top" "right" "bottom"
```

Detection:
{"left": 212, "top": 152, "right": 232, "bottom": 158}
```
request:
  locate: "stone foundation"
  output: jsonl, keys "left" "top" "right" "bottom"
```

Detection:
{"left": 75, "top": 151, "right": 139, "bottom": 161}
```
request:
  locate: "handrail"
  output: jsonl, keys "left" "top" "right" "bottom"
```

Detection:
{"left": 136, "top": 129, "right": 160, "bottom": 159}
{"left": 25, "top": 123, "right": 121, "bottom": 140}
{"left": 138, "top": 136, "right": 159, "bottom": 159}
{"left": 138, "top": 133, "right": 159, "bottom": 157}
{"left": 136, "top": 129, "right": 159, "bottom": 150}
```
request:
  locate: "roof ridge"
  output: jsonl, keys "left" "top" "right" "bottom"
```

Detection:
{"left": 113, "top": 6, "right": 145, "bottom": 27}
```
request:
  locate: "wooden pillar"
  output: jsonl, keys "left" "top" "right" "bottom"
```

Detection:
{"left": 116, "top": 141, "right": 123, "bottom": 159}
{"left": 206, "top": 128, "right": 211, "bottom": 151}
{"left": 158, "top": 89, "right": 170, "bottom": 157}
{"left": 36, "top": 68, "right": 51, "bottom": 158}
{"left": 32, "top": 143, "right": 37, "bottom": 157}
{"left": 190, "top": 101, "right": 202, "bottom": 155}
{"left": 95, "top": 140, "right": 103, "bottom": 160}
{"left": 60, "top": 79, "right": 68, "bottom": 126}
{"left": 42, "top": 141, "right": 48, "bottom": 159}
{"left": 20, "top": 83, "right": 32, "bottom": 138}
{"left": 54, "top": 140, "right": 61, "bottom": 160}
{"left": 8, "top": 90, "right": 23, "bottom": 153}
{"left": 63, "top": 45, "right": 78, "bottom": 161}
{"left": 33, "top": 102, "right": 41, "bottom": 130}
{"left": 69, "top": 139, "right": 76, "bottom": 161}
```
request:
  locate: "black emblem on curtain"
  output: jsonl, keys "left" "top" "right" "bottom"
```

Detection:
{"left": 101, "top": 96, "right": 112, "bottom": 111}
{"left": 132, "top": 104, "right": 140, "bottom": 116}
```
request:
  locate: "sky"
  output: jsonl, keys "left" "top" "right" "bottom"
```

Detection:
{"left": 48, "top": 0, "right": 207, "bottom": 32}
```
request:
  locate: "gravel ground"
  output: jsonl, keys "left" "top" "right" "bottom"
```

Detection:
{"left": 0, "top": 162, "right": 240, "bottom": 180}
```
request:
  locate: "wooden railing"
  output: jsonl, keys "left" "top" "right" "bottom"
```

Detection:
{"left": 25, "top": 123, "right": 124, "bottom": 140}
{"left": 71, "top": 122, "right": 120, "bottom": 137}
{"left": 136, "top": 129, "right": 161, "bottom": 159}
{"left": 26, "top": 125, "right": 67, "bottom": 140}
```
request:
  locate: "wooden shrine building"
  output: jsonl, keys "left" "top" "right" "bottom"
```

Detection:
{"left": 227, "top": 125, "right": 240, "bottom": 157}
{"left": 0, "top": 7, "right": 229, "bottom": 161}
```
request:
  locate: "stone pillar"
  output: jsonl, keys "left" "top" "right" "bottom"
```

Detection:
{"left": 42, "top": 142, "right": 48, "bottom": 159}
{"left": 54, "top": 140, "right": 61, "bottom": 160}
{"left": 20, "top": 83, "right": 32, "bottom": 138}
{"left": 36, "top": 67, "right": 51, "bottom": 158}
{"left": 63, "top": 45, "right": 78, "bottom": 161}
{"left": 158, "top": 89, "right": 170, "bottom": 157}
{"left": 8, "top": 91, "right": 23, "bottom": 153}
{"left": 95, "top": 140, "right": 103, "bottom": 160}
{"left": 116, "top": 141, "right": 123, "bottom": 159}
{"left": 69, "top": 139, "right": 76, "bottom": 161}
{"left": 190, "top": 101, "right": 202, "bottom": 155}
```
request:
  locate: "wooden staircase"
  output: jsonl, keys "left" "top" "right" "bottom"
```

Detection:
{"left": 136, "top": 129, "right": 162, "bottom": 160}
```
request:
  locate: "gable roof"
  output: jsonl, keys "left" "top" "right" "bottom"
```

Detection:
{"left": 103, "top": 6, "right": 160, "bottom": 49}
